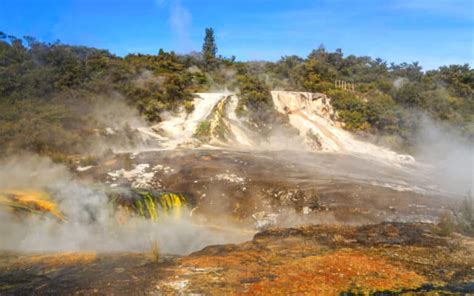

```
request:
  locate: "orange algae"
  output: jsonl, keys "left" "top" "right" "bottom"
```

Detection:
{"left": 9, "top": 253, "right": 97, "bottom": 269}
{"left": 245, "top": 249, "right": 426, "bottom": 295}
{"left": 180, "top": 248, "right": 426, "bottom": 295}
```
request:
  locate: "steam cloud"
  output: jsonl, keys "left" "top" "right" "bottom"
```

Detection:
{"left": 0, "top": 154, "right": 249, "bottom": 254}
{"left": 413, "top": 115, "right": 474, "bottom": 195}
{"left": 157, "top": 0, "right": 193, "bottom": 53}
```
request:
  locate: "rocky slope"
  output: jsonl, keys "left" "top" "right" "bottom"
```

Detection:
{"left": 145, "top": 91, "right": 413, "bottom": 163}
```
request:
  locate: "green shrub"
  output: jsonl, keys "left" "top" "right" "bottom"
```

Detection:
{"left": 184, "top": 100, "right": 195, "bottom": 113}
{"left": 194, "top": 120, "right": 211, "bottom": 139}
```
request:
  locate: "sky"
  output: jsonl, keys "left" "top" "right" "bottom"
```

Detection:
{"left": 0, "top": 0, "right": 472, "bottom": 70}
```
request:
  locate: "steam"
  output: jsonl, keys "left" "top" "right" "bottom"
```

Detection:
{"left": 412, "top": 115, "right": 473, "bottom": 195}
{"left": 92, "top": 93, "right": 148, "bottom": 131}
{"left": 393, "top": 77, "right": 408, "bottom": 89}
{"left": 157, "top": 0, "right": 193, "bottom": 53}
{"left": 0, "top": 154, "right": 248, "bottom": 254}
{"left": 133, "top": 70, "right": 165, "bottom": 88}
{"left": 205, "top": 66, "right": 238, "bottom": 91}
{"left": 87, "top": 93, "right": 161, "bottom": 155}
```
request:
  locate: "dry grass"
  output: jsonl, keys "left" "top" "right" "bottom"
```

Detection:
{"left": 8, "top": 253, "right": 97, "bottom": 269}
{"left": 150, "top": 239, "right": 160, "bottom": 263}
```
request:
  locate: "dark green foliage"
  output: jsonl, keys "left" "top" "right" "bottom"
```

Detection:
{"left": 202, "top": 28, "right": 217, "bottom": 66}
{"left": 233, "top": 67, "right": 293, "bottom": 137}
{"left": 236, "top": 73, "right": 272, "bottom": 114}
{"left": 234, "top": 66, "right": 275, "bottom": 128}
{"left": 0, "top": 34, "right": 204, "bottom": 159}
{"left": 268, "top": 45, "right": 472, "bottom": 145}
{"left": 0, "top": 98, "right": 85, "bottom": 155}
{"left": 327, "top": 90, "right": 371, "bottom": 131}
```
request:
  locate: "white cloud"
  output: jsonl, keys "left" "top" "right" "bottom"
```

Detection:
{"left": 156, "top": 0, "right": 193, "bottom": 53}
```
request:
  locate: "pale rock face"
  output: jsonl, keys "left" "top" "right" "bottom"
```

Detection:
{"left": 136, "top": 91, "right": 414, "bottom": 164}
{"left": 271, "top": 91, "right": 414, "bottom": 163}
{"left": 252, "top": 211, "right": 278, "bottom": 230}
{"left": 271, "top": 91, "right": 340, "bottom": 151}
{"left": 152, "top": 92, "right": 229, "bottom": 149}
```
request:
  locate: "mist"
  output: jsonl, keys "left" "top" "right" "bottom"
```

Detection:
{"left": 412, "top": 115, "right": 473, "bottom": 195}
{"left": 0, "top": 154, "right": 249, "bottom": 254}
{"left": 87, "top": 93, "right": 161, "bottom": 155}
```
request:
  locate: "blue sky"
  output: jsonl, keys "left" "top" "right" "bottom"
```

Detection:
{"left": 0, "top": 0, "right": 472, "bottom": 70}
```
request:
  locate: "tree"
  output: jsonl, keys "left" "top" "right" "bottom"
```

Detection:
{"left": 202, "top": 28, "right": 217, "bottom": 65}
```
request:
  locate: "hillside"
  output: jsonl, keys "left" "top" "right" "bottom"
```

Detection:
{"left": 1, "top": 32, "right": 473, "bottom": 161}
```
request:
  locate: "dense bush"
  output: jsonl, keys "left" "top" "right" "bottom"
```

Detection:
{"left": 271, "top": 47, "right": 473, "bottom": 140}
{"left": 0, "top": 33, "right": 205, "bottom": 157}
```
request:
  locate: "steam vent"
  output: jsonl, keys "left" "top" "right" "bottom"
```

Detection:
{"left": 1, "top": 8, "right": 473, "bottom": 294}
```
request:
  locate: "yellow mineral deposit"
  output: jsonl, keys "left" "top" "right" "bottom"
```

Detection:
{"left": 159, "top": 192, "right": 184, "bottom": 219}
{"left": 0, "top": 190, "right": 65, "bottom": 221}
{"left": 119, "top": 191, "right": 187, "bottom": 222}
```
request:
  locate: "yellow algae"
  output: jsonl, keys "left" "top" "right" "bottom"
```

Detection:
{"left": 108, "top": 189, "right": 189, "bottom": 222}
{"left": 159, "top": 192, "right": 184, "bottom": 219}
{"left": 0, "top": 190, "right": 64, "bottom": 221}
{"left": 143, "top": 193, "right": 158, "bottom": 221}
{"left": 128, "top": 191, "right": 186, "bottom": 221}
{"left": 170, "top": 193, "right": 183, "bottom": 219}
{"left": 0, "top": 189, "right": 188, "bottom": 223}
{"left": 135, "top": 199, "right": 145, "bottom": 218}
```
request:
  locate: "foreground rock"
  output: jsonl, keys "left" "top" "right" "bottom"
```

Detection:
{"left": 1, "top": 223, "right": 472, "bottom": 295}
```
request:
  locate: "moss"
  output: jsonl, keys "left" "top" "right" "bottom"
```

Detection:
{"left": 194, "top": 120, "right": 211, "bottom": 139}
{"left": 134, "top": 199, "right": 145, "bottom": 218}
{"left": 142, "top": 193, "right": 158, "bottom": 221}
{"left": 183, "top": 100, "right": 195, "bottom": 113}
{"left": 113, "top": 189, "right": 188, "bottom": 221}
{"left": 80, "top": 155, "right": 98, "bottom": 166}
